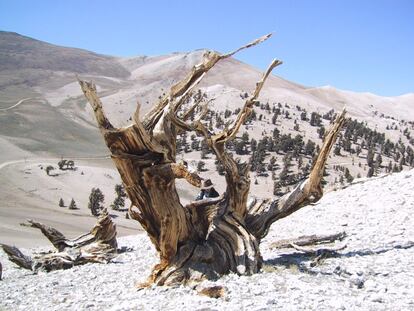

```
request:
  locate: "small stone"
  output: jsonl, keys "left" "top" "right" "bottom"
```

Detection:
{"left": 267, "top": 299, "right": 277, "bottom": 305}
{"left": 372, "top": 295, "right": 384, "bottom": 303}
{"left": 350, "top": 275, "right": 365, "bottom": 289}
{"left": 197, "top": 285, "right": 227, "bottom": 299}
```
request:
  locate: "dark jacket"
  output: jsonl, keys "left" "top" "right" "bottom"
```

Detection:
{"left": 195, "top": 187, "right": 220, "bottom": 201}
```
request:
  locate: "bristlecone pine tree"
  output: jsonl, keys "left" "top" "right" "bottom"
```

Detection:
{"left": 79, "top": 34, "right": 346, "bottom": 287}
{"left": 88, "top": 188, "right": 104, "bottom": 216}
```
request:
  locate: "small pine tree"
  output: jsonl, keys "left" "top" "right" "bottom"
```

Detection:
{"left": 200, "top": 140, "right": 209, "bottom": 159}
{"left": 68, "top": 198, "right": 78, "bottom": 210}
{"left": 215, "top": 160, "right": 225, "bottom": 176}
{"left": 58, "top": 159, "right": 67, "bottom": 170}
{"left": 46, "top": 165, "right": 54, "bottom": 176}
{"left": 88, "top": 188, "right": 105, "bottom": 216}
{"left": 344, "top": 168, "right": 354, "bottom": 183}
{"left": 197, "top": 161, "right": 206, "bottom": 172}
{"left": 334, "top": 145, "right": 341, "bottom": 156}
{"left": 59, "top": 198, "right": 65, "bottom": 207}
{"left": 273, "top": 181, "right": 283, "bottom": 196}
{"left": 367, "top": 166, "right": 374, "bottom": 178}
{"left": 293, "top": 123, "right": 300, "bottom": 131}
{"left": 111, "top": 184, "right": 127, "bottom": 211}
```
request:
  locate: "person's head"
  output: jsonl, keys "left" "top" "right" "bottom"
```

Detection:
{"left": 201, "top": 179, "right": 214, "bottom": 190}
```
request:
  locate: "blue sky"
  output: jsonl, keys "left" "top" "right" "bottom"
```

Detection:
{"left": 0, "top": 0, "right": 413, "bottom": 96}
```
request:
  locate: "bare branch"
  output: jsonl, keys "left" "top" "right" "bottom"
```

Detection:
{"left": 0, "top": 244, "right": 33, "bottom": 270}
{"left": 246, "top": 109, "right": 347, "bottom": 239}
{"left": 24, "top": 220, "right": 68, "bottom": 252}
{"left": 143, "top": 34, "right": 273, "bottom": 131}
{"left": 306, "top": 108, "right": 347, "bottom": 194}
{"left": 220, "top": 33, "right": 272, "bottom": 59}
{"left": 78, "top": 79, "right": 115, "bottom": 132}
{"left": 171, "top": 162, "right": 203, "bottom": 187}
{"left": 212, "top": 59, "right": 282, "bottom": 143}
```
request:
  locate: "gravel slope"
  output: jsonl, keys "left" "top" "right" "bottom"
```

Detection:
{"left": 1, "top": 170, "right": 413, "bottom": 311}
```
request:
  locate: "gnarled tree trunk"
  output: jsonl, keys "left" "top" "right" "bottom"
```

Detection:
{"left": 78, "top": 34, "right": 346, "bottom": 287}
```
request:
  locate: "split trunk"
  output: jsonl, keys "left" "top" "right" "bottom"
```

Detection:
{"left": 78, "top": 34, "right": 346, "bottom": 286}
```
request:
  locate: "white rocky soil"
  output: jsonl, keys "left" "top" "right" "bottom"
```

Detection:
{"left": 1, "top": 169, "right": 413, "bottom": 310}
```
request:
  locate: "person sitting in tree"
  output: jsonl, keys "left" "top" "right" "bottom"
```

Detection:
{"left": 196, "top": 179, "right": 220, "bottom": 201}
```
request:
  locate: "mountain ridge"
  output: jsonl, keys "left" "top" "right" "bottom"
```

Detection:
{"left": 0, "top": 31, "right": 413, "bottom": 166}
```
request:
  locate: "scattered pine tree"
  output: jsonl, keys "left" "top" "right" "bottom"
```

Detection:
{"left": 68, "top": 198, "right": 78, "bottom": 210}
{"left": 88, "top": 188, "right": 105, "bottom": 216}
{"left": 111, "top": 184, "right": 127, "bottom": 211}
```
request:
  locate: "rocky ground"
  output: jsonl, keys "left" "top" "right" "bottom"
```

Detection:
{"left": 1, "top": 170, "right": 413, "bottom": 311}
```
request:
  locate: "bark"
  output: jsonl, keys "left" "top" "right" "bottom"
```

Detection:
{"left": 1, "top": 209, "right": 117, "bottom": 272}
{"left": 78, "top": 34, "right": 346, "bottom": 286}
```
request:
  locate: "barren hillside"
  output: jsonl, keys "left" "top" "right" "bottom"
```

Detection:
{"left": 0, "top": 32, "right": 413, "bottom": 247}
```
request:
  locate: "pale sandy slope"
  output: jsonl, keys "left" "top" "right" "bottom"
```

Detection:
{"left": 0, "top": 157, "right": 199, "bottom": 248}
{"left": 0, "top": 159, "right": 137, "bottom": 247}
{"left": 0, "top": 169, "right": 413, "bottom": 310}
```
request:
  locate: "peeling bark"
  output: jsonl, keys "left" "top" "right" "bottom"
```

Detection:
{"left": 78, "top": 34, "right": 346, "bottom": 286}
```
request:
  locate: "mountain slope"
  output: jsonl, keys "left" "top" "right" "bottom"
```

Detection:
{"left": 0, "top": 31, "right": 129, "bottom": 77}
{"left": 1, "top": 169, "right": 413, "bottom": 310}
{"left": 0, "top": 32, "right": 413, "bottom": 174}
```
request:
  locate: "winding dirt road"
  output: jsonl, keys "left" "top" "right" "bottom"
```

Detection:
{"left": 0, "top": 98, "right": 35, "bottom": 111}
{"left": 0, "top": 155, "right": 111, "bottom": 171}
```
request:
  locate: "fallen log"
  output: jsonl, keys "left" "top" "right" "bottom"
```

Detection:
{"left": 1, "top": 209, "right": 117, "bottom": 272}
{"left": 270, "top": 232, "right": 347, "bottom": 249}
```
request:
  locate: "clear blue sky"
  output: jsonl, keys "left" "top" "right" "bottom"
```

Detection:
{"left": 1, "top": 0, "right": 413, "bottom": 96}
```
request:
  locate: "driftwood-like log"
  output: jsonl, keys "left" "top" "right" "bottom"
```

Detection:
{"left": 270, "top": 232, "right": 347, "bottom": 249}
{"left": 290, "top": 242, "right": 348, "bottom": 267}
{"left": 78, "top": 34, "right": 346, "bottom": 286}
{"left": 1, "top": 210, "right": 117, "bottom": 272}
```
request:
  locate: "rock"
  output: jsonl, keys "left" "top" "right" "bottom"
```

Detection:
{"left": 197, "top": 285, "right": 227, "bottom": 299}
{"left": 371, "top": 295, "right": 384, "bottom": 303}
{"left": 350, "top": 275, "right": 365, "bottom": 289}
{"left": 266, "top": 299, "right": 277, "bottom": 305}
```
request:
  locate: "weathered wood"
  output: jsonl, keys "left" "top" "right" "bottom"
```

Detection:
{"left": 79, "top": 34, "right": 346, "bottom": 286}
{"left": 270, "top": 232, "right": 347, "bottom": 249}
{"left": 290, "top": 242, "right": 348, "bottom": 267}
{"left": 1, "top": 209, "right": 117, "bottom": 272}
{"left": 0, "top": 245, "right": 33, "bottom": 270}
